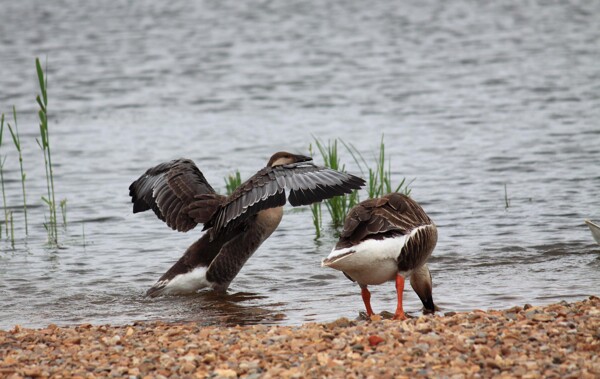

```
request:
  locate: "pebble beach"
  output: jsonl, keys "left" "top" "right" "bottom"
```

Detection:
{"left": 1, "top": 296, "right": 598, "bottom": 379}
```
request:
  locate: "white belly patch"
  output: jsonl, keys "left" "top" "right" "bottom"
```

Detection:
{"left": 155, "top": 267, "right": 212, "bottom": 295}
{"left": 322, "top": 236, "right": 407, "bottom": 285}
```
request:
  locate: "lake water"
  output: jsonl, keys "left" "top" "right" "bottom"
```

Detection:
{"left": 0, "top": 0, "right": 599, "bottom": 329}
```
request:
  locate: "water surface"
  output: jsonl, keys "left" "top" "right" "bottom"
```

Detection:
{"left": 0, "top": 0, "right": 599, "bottom": 329}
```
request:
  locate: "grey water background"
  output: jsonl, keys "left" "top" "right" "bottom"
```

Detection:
{"left": 0, "top": 0, "right": 599, "bottom": 329}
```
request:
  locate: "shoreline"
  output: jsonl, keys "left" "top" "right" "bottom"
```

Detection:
{"left": 1, "top": 296, "right": 598, "bottom": 378}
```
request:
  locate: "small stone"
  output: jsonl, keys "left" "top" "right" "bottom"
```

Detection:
{"left": 351, "top": 344, "right": 364, "bottom": 351}
{"left": 23, "top": 368, "right": 43, "bottom": 377}
{"left": 0, "top": 298, "right": 596, "bottom": 379}
{"left": 317, "top": 352, "right": 330, "bottom": 365}
{"left": 368, "top": 335, "right": 384, "bottom": 346}
{"left": 128, "top": 368, "right": 140, "bottom": 376}
{"left": 203, "top": 353, "right": 216, "bottom": 363}
{"left": 180, "top": 362, "right": 196, "bottom": 373}
{"left": 332, "top": 337, "right": 347, "bottom": 350}
{"left": 532, "top": 314, "right": 553, "bottom": 322}
{"left": 485, "top": 359, "right": 501, "bottom": 369}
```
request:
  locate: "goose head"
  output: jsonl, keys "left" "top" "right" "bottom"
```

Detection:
{"left": 267, "top": 151, "right": 312, "bottom": 167}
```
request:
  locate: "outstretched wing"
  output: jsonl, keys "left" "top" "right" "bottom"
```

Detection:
{"left": 129, "top": 159, "right": 225, "bottom": 232}
{"left": 207, "top": 161, "right": 365, "bottom": 233}
{"left": 337, "top": 193, "right": 432, "bottom": 247}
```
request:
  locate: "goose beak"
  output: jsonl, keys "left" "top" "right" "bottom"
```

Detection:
{"left": 293, "top": 154, "right": 312, "bottom": 163}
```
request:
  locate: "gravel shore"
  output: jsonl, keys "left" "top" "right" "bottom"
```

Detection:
{"left": 1, "top": 296, "right": 598, "bottom": 378}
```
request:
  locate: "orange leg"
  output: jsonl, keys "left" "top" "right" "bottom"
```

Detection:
{"left": 393, "top": 274, "right": 407, "bottom": 320}
{"left": 360, "top": 286, "right": 375, "bottom": 316}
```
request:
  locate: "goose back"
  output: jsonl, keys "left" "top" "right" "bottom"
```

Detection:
{"left": 336, "top": 193, "right": 437, "bottom": 271}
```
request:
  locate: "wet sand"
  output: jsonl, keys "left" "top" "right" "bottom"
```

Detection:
{"left": 1, "top": 296, "right": 598, "bottom": 378}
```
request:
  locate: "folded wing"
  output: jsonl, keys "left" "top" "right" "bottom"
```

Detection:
{"left": 337, "top": 193, "right": 433, "bottom": 247}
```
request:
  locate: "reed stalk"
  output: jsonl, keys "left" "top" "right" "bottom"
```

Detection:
{"left": 82, "top": 222, "right": 86, "bottom": 249}
{"left": 313, "top": 138, "right": 359, "bottom": 229}
{"left": 60, "top": 199, "right": 67, "bottom": 228}
{"left": 308, "top": 144, "right": 323, "bottom": 238}
{"left": 0, "top": 114, "right": 9, "bottom": 239}
{"left": 7, "top": 106, "right": 28, "bottom": 235}
{"left": 308, "top": 144, "right": 327, "bottom": 238}
{"left": 342, "top": 136, "right": 411, "bottom": 199}
{"left": 310, "top": 202, "right": 322, "bottom": 239}
{"left": 504, "top": 183, "right": 510, "bottom": 209}
{"left": 308, "top": 136, "right": 412, "bottom": 238}
{"left": 35, "top": 57, "right": 59, "bottom": 245}
{"left": 9, "top": 210, "right": 14, "bottom": 247}
{"left": 224, "top": 170, "right": 242, "bottom": 196}
{"left": 0, "top": 156, "right": 6, "bottom": 239}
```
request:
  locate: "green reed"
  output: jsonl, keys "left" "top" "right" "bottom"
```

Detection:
{"left": 312, "top": 138, "right": 360, "bottom": 229}
{"left": 9, "top": 210, "right": 14, "bottom": 247}
{"left": 309, "top": 136, "right": 411, "bottom": 238}
{"left": 308, "top": 144, "right": 323, "bottom": 239}
{"left": 310, "top": 199, "right": 322, "bottom": 239}
{"left": 504, "top": 183, "right": 510, "bottom": 209}
{"left": 60, "top": 199, "right": 67, "bottom": 228}
{"left": 82, "top": 222, "right": 86, "bottom": 249}
{"left": 309, "top": 145, "right": 321, "bottom": 238}
{"left": 343, "top": 136, "right": 411, "bottom": 199}
{"left": 7, "top": 106, "right": 28, "bottom": 235}
{"left": 35, "top": 57, "right": 59, "bottom": 245}
{"left": 0, "top": 114, "right": 9, "bottom": 238}
{"left": 224, "top": 170, "right": 242, "bottom": 196}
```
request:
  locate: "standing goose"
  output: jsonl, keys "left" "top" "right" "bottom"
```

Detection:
{"left": 322, "top": 193, "right": 437, "bottom": 320}
{"left": 130, "top": 151, "right": 365, "bottom": 297}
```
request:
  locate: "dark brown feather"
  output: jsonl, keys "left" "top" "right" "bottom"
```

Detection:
{"left": 206, "top": 161, "right": 365, "bottom": 233}
{"left": 129, "top": 159, "right": 219, "bottom": 232}
{"left": 336, "top": 193, "right": 433, "bottom": 249}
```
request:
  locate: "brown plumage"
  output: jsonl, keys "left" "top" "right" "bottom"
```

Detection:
{"left": 323, "top": 193, "right": 437, "bottom": 320}
{"left": 129, "top": 151, "right": 365, "bottom": 296}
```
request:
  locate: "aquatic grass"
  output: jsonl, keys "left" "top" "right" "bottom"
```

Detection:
{"left": 309, "top": 136, "right": 412, "bottom": 238}
{"left": 0, "top": 58, "right": 70, "bottom": 247}
{"left": 0, "top": 114, "right": 9, "bottom": 239}
{"left": 0, "top": 156, "right": 7, "bottom": 240}
{"left": 9, "top": 210, "right": 14, "bottom": 247}
{"left": 82, "top": 222, "right": 86, "bottom": 249}
{"left": 35, "top": 57, "right": 59, "bottom": 245}
{"left": 504, "top": 183, "right": 510, "bottom": 209}
{"left": 308, "top": 144, "right": 323, "bottom": 239}
{"left": 224, "top": 170, "right": 242, "bottom": 196}
{"left": 342, "top": 136, "right": 411, "bottom": 199}
{"left": 60, "top": 199, "right": 67, "bottom": 228}
{"left": 310, "top": 200, "right": 322, "bottom": 239}
{"left": 7, "top": 106, "right": 28, "bottom": 235}
{"left": 312, "top": 138, "right": 360, "bottom": 229}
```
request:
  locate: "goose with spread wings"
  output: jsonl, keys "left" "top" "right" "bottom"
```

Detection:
{"left": 322, "top": 193, "right": 438, "bottom": 320}
{"left": 129, "top": 151, "right": 365, "bottom": 297}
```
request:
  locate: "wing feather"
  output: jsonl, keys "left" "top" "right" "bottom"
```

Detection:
{"left": 129, "top": 159, "right": 222, "bottom": 232}
{"left": 207, "top": 161, "right": 365, "bottom": 233}
{"left": 336, "top": 193, "right": 434, "bottom": 248}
